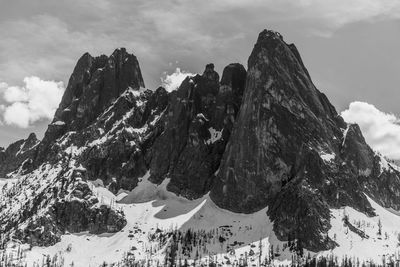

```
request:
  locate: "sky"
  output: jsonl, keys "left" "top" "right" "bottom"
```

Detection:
{"left": 0, "top": 0, "right": 400, "bottom": 158}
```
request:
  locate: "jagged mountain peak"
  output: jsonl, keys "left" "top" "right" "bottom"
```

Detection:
{"left": 14, "top": 49, "right": 146, "bottom": 179}
{"left": 2, "top": 29, "right": 400, "bottom": 265}
{"left": 201, "top": 63, "right": 220, "bottom": 85}
{"left": 36, "top": 49, "right": 146, "bottom": 164}
{"left": 210, "top": 29, "right": 400, "bottom": 251}
{"left": 75, "top": 51, "right": 93, "bottom": 64}
{"left": 220, "top": 63, "right": 246, "bottom": 88}
{"left": 256, "top": 29, "right": 284, "bottom": 42}
{"left": 110, "top": 47, "right": 132, "bottom": 59}
{"left": 26, "top": 132, "right": 38, "bottom": 141}
{"left": 0, "top": 132, "right": 39, "bottom": 177}
{"left": 58, "top": 48, "right": 144, "bottom": 114}
{"left": 250, "top": 28, "right": 341, "bottom": 123}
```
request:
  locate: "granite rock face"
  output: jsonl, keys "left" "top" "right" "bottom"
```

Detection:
{"left": 54, "top": 48, "right": 145, "bottom": 131}
{"left": 35, "top": 48, "right": 145, "bottom": 167}
{"left": 211, "top": 31, "right": 347, "bottom": 211}
{"left": 210, "top": 30, "right": 400, "bottom": 250}
{"left": 147, "top": 62, "right": 246, "bottom": 199}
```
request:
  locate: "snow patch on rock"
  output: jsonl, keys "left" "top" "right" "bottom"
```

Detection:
{"left": 207, "top": 127, "right": 223, "bottom": 144}
{"left": 320, "top": 151, "right": 335, "bottom": 163}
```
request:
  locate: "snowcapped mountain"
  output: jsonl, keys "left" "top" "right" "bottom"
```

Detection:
{"left": 1, "top": 30, "right": 400, "bottom": 266}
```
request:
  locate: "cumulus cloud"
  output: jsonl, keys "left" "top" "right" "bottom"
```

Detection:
{"left": 1, "top": 76, "right": 64, "bottom": 128}
{"left": 161, "top": 68, "right": 195, "bottom": 92}
{"left": 341, "top": 101, "right": 400, "bottom": 159}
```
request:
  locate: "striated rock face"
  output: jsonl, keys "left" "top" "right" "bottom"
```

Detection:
{"left": 210, "top": 30, "right": 348, "bottom": 211}
{"left": 147, "top": 62, "right": 246, "bottom": 199}
{"left": 35, "top": 48, "right": 145, "bottom": 167}
{"left": 210, "top": 30, "right": 400, "bottom": 250}
{"left": 54, "top": 48, "right": 145, "bottom": 131}
{"left": 78, "top": 86, "right": 168, "bottom": 193}
{"left": 0, "top": 133, "right": 39, "bottom": 177}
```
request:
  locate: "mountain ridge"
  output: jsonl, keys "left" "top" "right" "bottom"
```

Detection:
{"left": 1, "top": 29, "right": 400, "bottom": 265}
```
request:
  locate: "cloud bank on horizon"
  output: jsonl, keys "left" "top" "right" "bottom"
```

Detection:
{"left": 0, "top": 77, "right": 64, "bottom": 128}
{"left": 342, "top": 101, "right": 400, "bottom": 160}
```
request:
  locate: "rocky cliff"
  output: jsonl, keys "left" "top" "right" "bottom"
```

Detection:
{"left": 147, "top": 62, "right": 246, "bottom": 199}
{"left": 0, "top": 133, "right": 39, "bottom": 177}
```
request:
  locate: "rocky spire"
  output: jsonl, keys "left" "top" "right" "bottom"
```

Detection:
{"left": 34, "top": 48, "right": 145, "bottom": 166}
{"left": 219, "top": 63, "right": 247, "bottom": 117}
{"left": 211, "top": 29, "right": 342, "bottom": 211}
{"left": 53, "top": 48, "right": 144, "bottom": 132}
{"left": 202, "top": 63, "right": 219, "bottom": 83}
{"left": 148, "top": 63, "right": 246, "bottom": 199}
{"left": 209, "top": 29, "right": 377, "bottom": 250}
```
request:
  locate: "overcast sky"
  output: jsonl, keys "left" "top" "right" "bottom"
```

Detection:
{"left": 0, "top": 0, "right": 400, "bottom": 158}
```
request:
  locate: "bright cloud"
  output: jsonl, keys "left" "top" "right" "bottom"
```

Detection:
{"left": 161, "top": 68, "right": 195, "bottom": 92}
{"left": 1, "top": 76, "right": 64, "bottom": 128}
{"left": 341, "top": 101, "right": 400, "bottom": 159}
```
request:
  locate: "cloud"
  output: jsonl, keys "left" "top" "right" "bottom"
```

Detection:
{"left": 341, "top": 101, "right": 400, "bottom": 159}
{"left": 1, "top": 76, "right": 64, "bottom": 128}
{"left": 3, "top": 103, "right": 31, "bottom": 128}
{"left": 0, "top": 0, "right": 399, "bottom": 88}
{"left": 161, "top": 68, "right": 196, "bottom": 92}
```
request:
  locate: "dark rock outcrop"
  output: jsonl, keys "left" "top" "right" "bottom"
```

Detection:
{"left": 55, "top": 48, "right": 145, "bottom": 131}
{"left": 210, "top": 30, "right": 400, "bottom": 250}
{"left": 15, "top": 181, "right": 126, "bottom": 247}
{"left": 0, "top": 48, "right": 147, "bottom": 246}
{"left": 0, "top": 133, "right": 38, "bottom": 177}
{"left": 147, "top": 63, "right": 246, "bottom": 199}
{"left": 35, "top": 48, "right": 145, "bottom": 166}
{"left": 78, "top": 87, "right": 168, "bottom": 193}
{"left": 210, "top": 30, "right": 348, "bottom": 212}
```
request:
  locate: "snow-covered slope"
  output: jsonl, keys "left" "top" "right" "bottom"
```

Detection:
{"left": 322, "top": 195, "right": 400, "bottom": 265}
{"left": 4, "top": 170, "right": 400, "bottom": 266}
{"left": 2, "top": 173, "right": 290, "bottom": 266}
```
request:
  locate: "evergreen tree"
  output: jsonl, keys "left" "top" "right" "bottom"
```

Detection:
{"left": 378, "top": 218, "right": 382, "bottom": 236}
